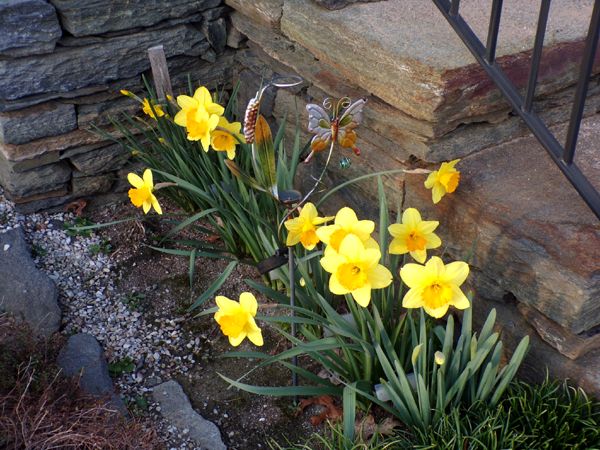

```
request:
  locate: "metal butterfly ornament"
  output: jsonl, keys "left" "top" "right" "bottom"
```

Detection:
{"left": 304, "top": 97, "right": 367, "bottom": 163}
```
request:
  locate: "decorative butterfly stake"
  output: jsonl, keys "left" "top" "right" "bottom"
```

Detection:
{"left": 304, "top": 97, "right": 366, "bottom": 164}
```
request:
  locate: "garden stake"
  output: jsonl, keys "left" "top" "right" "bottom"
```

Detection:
{"left": 288, "top": 243, "right": 299, "bottom": 405}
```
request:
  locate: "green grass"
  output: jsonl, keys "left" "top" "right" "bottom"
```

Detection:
{"left": 89, "top": 239, "right": 112, "bottom": 256}
{"left": 64, "top": 217, "right": 95, "bottom": 237}
{"left": 273, "top": 378, "right": 600, "bottom": 450}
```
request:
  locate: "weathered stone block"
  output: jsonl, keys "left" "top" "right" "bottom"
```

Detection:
{"left": 0, "top": 25, "right": 207, "bottom": 101}
{"left": 49, "top": 0, "right": 221, "bottom": 36}
{"left": 0, "top": 149, "right": 60, "bottom": 173}
{"left": 0, "top": 102, "right": 76, "bottom": 145}
{"left": 0, "top": 161, "right": 71, "bottom": 197}
{"left": 202, "top": 18, "right": 228, "bottom": 54}
{"left": 404, "top": 115, "right": 600, "bottom": 334}
{"left": 71, "top": 173, "right": 116, "bottom": 197}
{"left": 0, "top": 0, "right": 62, "bottom": 57}
{"left": 77, "top": 96, "right": 139, "bottom": 128}
{"left": 226, "top": 0, "right": 283, "bottom": 29}
{"left": 69, "top": 143, "right": 128, "bottom": 175}
{"left": 280, "top": 0, "right": 600, "bottom": 123}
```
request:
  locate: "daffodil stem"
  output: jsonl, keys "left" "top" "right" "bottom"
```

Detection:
{"left": 288, "top": 246, "right": 298, "bottom": 404}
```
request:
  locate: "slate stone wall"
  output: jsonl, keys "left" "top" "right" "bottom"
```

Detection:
{"left": 0, "top": 0, "right": 233, "bottom": 212}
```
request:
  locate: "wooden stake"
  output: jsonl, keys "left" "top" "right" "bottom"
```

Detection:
{"left": 147, "top": 45, "right": 173, "bottom": 101}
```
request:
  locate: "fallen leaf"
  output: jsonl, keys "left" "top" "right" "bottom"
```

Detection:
{"left": 65, "top": 199, "right": 87, "bottom": 216}
{"left": 356, "top": 415, "right": 401, "bottom": 441}
{"left": 297, "top": 395, "right": 342, "bottom": 425}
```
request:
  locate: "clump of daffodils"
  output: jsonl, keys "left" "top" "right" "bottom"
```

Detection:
{"left": 173, "top": 86, "right": 246, "bottom": 157}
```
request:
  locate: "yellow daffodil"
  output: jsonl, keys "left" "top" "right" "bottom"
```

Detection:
{"left": 211, "top": 116, "right": 246, "bottom": 159}
{"left": 425, "top": 159, "right": 461, "bottom": 204}
{"left": 141, "top": 98, "right": 165, "bottom": 119}
{"left": 316, "top": 207, "right": 377, "bottom": 256}
{"left": 388, "top": 208, "right": 441, "bottom": 263}
{"left": 127, "top": 169, "right": 162, "bottom": 214}
{"left": 400, "top": 256, "right": 469, "bottom": 318}
{"left": 174, "top": 100, "right": 219, "bottom": 150}
{"left": 284, "top": 203, "right": 334, "bottom": 250}
{"left": 320, "top": 234, "right": 393, "bottom": 307}
{"left": 174, "top": 86, "right": 224, "bottom": 149}
{"left": 214, "top": 292, "right": 263, "bottom": 347}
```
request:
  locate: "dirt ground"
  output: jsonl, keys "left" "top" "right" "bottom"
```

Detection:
{"left": 88, "top": 199, "right": 326, "bottom": 449}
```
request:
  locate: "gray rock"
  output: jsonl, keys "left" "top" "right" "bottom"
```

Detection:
{"left": 0, "top": 161, "right": 71, "bottom": 197}
{"left": 153, "top": 380, "right": 225, "bottom": 450}
{"left": 0, "top": 150, "right": 60, "bottom": 173}
{"left": 0, "top": 0, "right": 62, "bottom": 57}
{"left": 0, "top": 228, "right": 60, "bottom": 338}
{"left": 77, "top": 96, "right": 139, "bottom": 128}
{"left": 202, "top": 18, "right": 227, "bottom": 54}
{"left": 71, "top": 173, "right": 116, "bottom": 196}
{"left": 69, "top": 143, "right": 128, "bottom": 175}
{"left": 0, "top": 102, "right": 77, "bottom": 145}
{"left": 203, "top": 6, "right": 228, "bottom": 21}
{"left": 49, "top": 0, "right": 221, "bottom": 36}
{"left": 57, "top": 333, "right": 127, "bottom": 414}
{"left": 0, "top": 25, "right": 208, "bottom": 101}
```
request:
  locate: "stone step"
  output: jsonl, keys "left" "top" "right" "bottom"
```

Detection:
{"left": 230, "top": 0, "right": 600, "bottom": 162}
{"left": 405, "top": 113, "right": 600, "bottom": 335}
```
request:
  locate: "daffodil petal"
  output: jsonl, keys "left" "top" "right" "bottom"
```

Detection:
{"left": 320, "top": 253, "right": 346, "bottom": 274}
{"left": 329, "top": 274, "right": 349, "bottom": 295}
{"left": 400, "top": 263, "right": 428, "bottom": 289}
{"left": 338, "top": 234, "right": 365, "bottom": 261}
{"left": 352, "top": 284, "right": 372, "bottom": 307}
{"left": 215, "top": 295, "right": 239, "bottom": 312}
{"left": 423, "top": 304, "right": 449, "bottom": 319}
{"left": 410, "top": 249, "right": 427, "bottom": 264}
{"left": 402, "top": 288, "right": 424, "bottom": 309}
{"left": 316, "top": 224, "right": 337, "bottom": 244}
{"left": 402, "top": 208, "right": 422, "bottom": 228}
{"left": 247, "top": 327, "right": 263, "bottom": 346}
{"left": 450, "top": 285, "right": 470, "bottom": 309}
{"left": 334, "top": 207, "right": 358, "bottom": 227}
{"left": 142, "top": 201, "right": 151, "bottom": 214}
{"left": 424, "top": 171, "right": 437, "bottom": 189}
{"left": 418, "top": 220, "right": 439, "bottom": 235}
{"left": 369, "top": 264, "right": 393, "bottom": 289}
{"left": 127, "top": 173, "right": 144, "bottom": 188}
{"left": 444, "top": 261, "right": 469, "bottom": 286}
{"left": 389, "top": 238, "right": 409, "bottom": 255}
{"left": 229, "top": 332, "right": 246, "bottom": 347}
{"left": 432, "top": 184, "right": 445, "bottom": 204}
{"left": 142, "top": 169, "right": 153, "bottom": 186}
{"left": 151, "top": 195, "right": 162, "bottom": 215}
{"left": 388, "top": 223, "right": 409, "bottom": 238}
{"left": 240, "top": 292, "right": 258, "bottom": 316}
{"left": 425, "top": 233, "right": 442, "bottom": 249}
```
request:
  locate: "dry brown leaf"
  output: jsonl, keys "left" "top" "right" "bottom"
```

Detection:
{"left": 297, "top": 395, "right": 342, "bottom": 425}
{"left": 65, "top": 199, "right": 87, "bottom": 217}
{"left": 356, "top": 415, "right": 401, "bottom": 441}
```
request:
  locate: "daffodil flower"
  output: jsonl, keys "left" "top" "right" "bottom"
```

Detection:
{"left": 127, "top": 169, "right": 162, "bottom": 215}
{"left": 316, "top": 207, "right": 377, "bottom": 256}
{"left": 320, "top": 234, "right": 393, "bottom": 307}
{"left": 174, "top": 86, "right": 223, "bottom": 149}
{"left": 214, "top": 293, "right": 263, "bottom": 347}
{"left": 388, "top": 208, "right": 441, "bottom": 263}
{"left": 211, "top": 116, "right": 246, "bottom": 159}
{"left": 141, "top": 98, "right": 165, "bottom": 119}
{"left": 400, "top": 256, "right": 470, "bottom": 318}
{"left": 424, "top": 159, "right": 461, "bottom": 204}
{"left": 284, "top": 203, "right": 334, "bottom": 250}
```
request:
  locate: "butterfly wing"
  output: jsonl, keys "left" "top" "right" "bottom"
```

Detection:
{"left": 336, "top": 98, "right": 366, "bottom": 155}
{"left": 306, "top": 103, "right": 332, "bottom": 136}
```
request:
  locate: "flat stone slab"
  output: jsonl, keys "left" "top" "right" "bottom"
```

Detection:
{"left": 0, "top": 228, "right": 60, "bottom": 337}
{"left": 57, "top": 333, "right": 127, "bottom": 414}
{"left": 0, "top": 102, "right": 77, "bottom": 145}
{"left": 280, "top": 0, "right": 598, "bottom": 123}
{"left": 0, "top": 25, "right": 207, "bottom": 101}
{"left": 405, "top": 113, "right": 600, "bottom": 334}
{"left": 49, "top": 0, "right": 220, "bottom": 36}
{"left": 0, "top": 0, "right": 62, "bottom": 57}
{"left": 153, "top": 380, "right": 226, "bottom": 450}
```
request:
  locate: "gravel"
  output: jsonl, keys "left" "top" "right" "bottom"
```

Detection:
{"left": 0, "top": 187, "right": 210, "bottom": 450}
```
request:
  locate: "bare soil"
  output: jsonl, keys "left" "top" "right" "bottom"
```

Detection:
{"left": 88, "top": 199, "right": 324, "bottom": 449}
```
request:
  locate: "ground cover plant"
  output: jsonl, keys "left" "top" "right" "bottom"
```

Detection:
{"left": 102, "top": 77, "right": 600, "bottom": 448}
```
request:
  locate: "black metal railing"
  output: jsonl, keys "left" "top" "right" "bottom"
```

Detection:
{"left": 432, "top": 0, "right": 600, "bottom": 220}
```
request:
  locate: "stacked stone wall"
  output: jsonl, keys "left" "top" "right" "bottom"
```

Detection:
{"left": 0, "top": 0, "right": 235, "bottom": 213}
